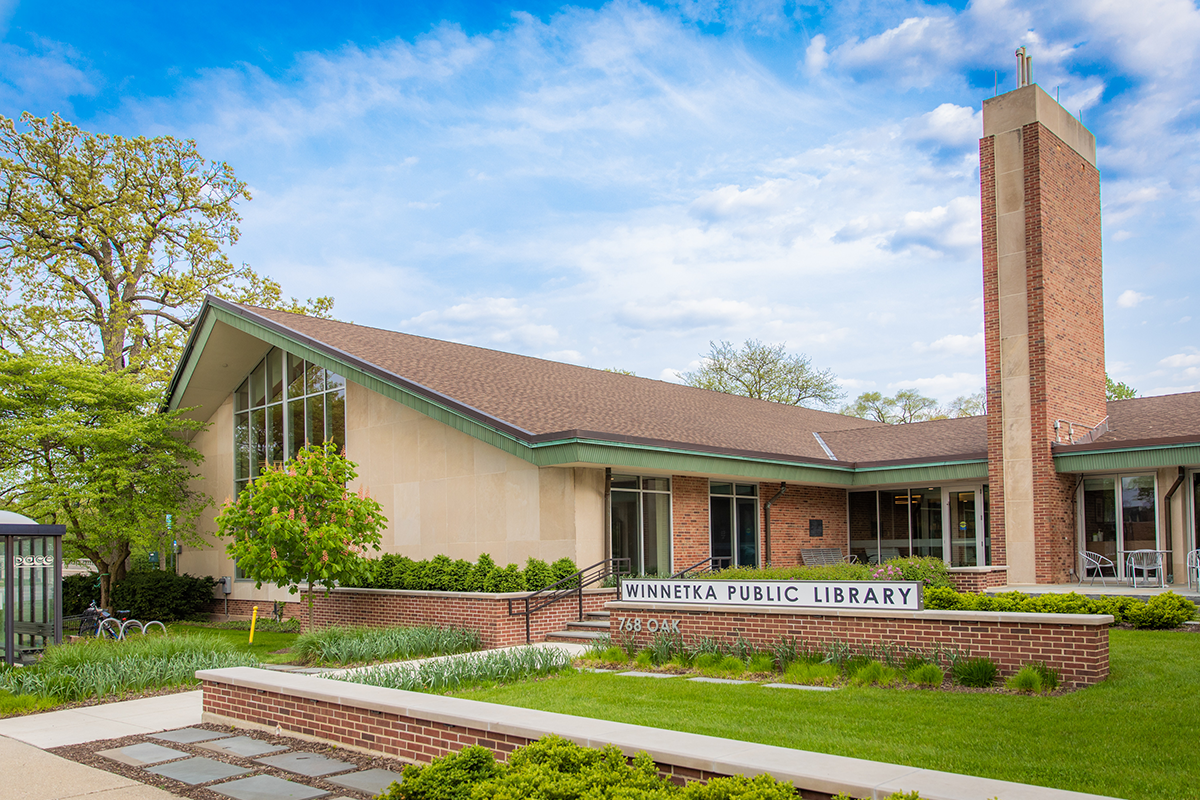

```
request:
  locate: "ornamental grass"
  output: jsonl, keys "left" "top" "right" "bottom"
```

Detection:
{"left": 292, "top": 624, "right": 482, "bottom": 665}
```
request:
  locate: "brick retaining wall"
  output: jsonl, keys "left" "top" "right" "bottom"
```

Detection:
{"left": 211, "top": 588, "right": 616, "bottom": 647}
{"left": 607, "top": 600, "right": 1111, "bottom": 686}
{"left": 198, "top": 667, "right": 1120, "bottom": 800}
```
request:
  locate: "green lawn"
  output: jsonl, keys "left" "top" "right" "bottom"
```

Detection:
{"left": 454, "top": 630, "right": 1197, "bottom": 800}
{"left": 168, "top": 623, "right": 299, "bottom": 664}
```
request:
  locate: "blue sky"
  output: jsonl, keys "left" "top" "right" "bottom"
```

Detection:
{"left": 4, "top": 0, "right": 1199, "bottom": 403}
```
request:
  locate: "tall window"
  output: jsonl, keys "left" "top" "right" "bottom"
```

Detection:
{"left": 610, "top": 475, "right": 672, "bottom": 576}
{"left": 1079, "top": 474, "right": 1158, "bottom": 578}
{"left": 710, "top": 482, "right": 758, "bottom": 568}
{"left": 234, "top": 348, "right": 346, "bottom": 497}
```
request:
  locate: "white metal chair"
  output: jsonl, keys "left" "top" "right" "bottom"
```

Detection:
{"left": 1126, "top": 550, "right": 1163, "bottom": 588}
{"left": 1187, "top": 549, "right": 1200, "bottom": 591}
{"left": 1079, "top": 550, "right": 1115, "bottom": 586}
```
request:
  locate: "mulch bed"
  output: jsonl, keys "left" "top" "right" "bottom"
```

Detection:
{"left": 49, "top": 722, "right": 411, "bottom": 800}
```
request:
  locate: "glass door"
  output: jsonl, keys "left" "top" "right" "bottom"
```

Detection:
{"left": 610, "top": 475, "right": 672, "bottom": 576}
{"left": 1081, "top": 478, "right": 1118, "bottom": 574}
{"left": 947, "top": 488, "right": 980, "bottom": 567}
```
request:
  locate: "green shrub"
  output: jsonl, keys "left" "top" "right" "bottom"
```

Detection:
{"left": 601, "top": 646, "right": 629, "bottom": 664}
{"left": 952, "top": 657, "right": 998, "bottom": 688}
{"left": 551, "top": 557, "right": 579, "bottom": 588}
{"left": 484, "top": 563, "right": 525, "bottom": 593}
{"left": 852, "top": 660, "right": 899, "bottom": 687}
{"left": 1128, "top": 592, "right": 1197, "bottom": 629}
{"left": 523, "top": 558, "right": 556, "bottom": 591}
{"left": 109, "top": 571, "right": 217, "bottom": 622}
{"left": 467, "top": 554, "right": 497, "bottom": 592}
{"left": 635, "top": 650, "right": 654, "bottom": 667}
{"left": 1008, "top": 663, "right": 1063, "bottom": 694}
{"left": 782, "top": 661, "right": 839, "bottom": 686}
{"left": 748, "top": 653, "right": 775, "bottom": 673}
{"left": 424, "top": 555, "right": 454, "bottom": 590}
{"left": 379, "top": 735, "right": 798, "bottom": 800}
{"left": 383, "top": 744, "right": 501, "bottom": 800}
{"left": 716, "top": 655, "right": 745, "bottom": 675}
{"left": 62, "top": 573, "right": 101, "bottom": 616}
{"left": 907, "top": 662, "right": 945, "bottom": 687}
{"left": 883, "top": 556, "right": 953, "bottom": 589}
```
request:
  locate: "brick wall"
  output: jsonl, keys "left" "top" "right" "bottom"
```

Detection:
{"left": 201, "top": 679, "right": 823, "bottom": 795}
{"left": 760, "top": 483, "right": 847, "bottom": 567}
{"left": 211, "top": 588, "right": 615, "bottom": 646}
{"left": 1025, "top": 123, "right": 1105, "bottom": 584}
{"left": 671, "top": 476, "right": 709, "bottom": 572}
{"left": 610, "top": 601, "right": 1109, "bottom": 686}
{"left": 947, "top": 569, "right": 1010, "bottom": 592}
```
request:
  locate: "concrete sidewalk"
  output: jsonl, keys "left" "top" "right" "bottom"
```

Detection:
{"left": 1, "top": 735, "right": 183, "bottom": 799}
{"left": 0, "top": 643, "right": 588, "bottom": 799}
{"left": 0, "top": 691, "right": 202, "bottom": 799}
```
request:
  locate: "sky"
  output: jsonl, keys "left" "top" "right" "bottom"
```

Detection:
{"left": 3, "top": 0, "right": 1199, "bottom": 405}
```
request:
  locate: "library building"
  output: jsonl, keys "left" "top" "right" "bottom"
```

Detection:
{"left": 166, "top": 83, "right": 1200, "bottom": 602}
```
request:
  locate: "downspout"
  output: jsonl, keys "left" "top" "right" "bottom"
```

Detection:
{"left": 1163, "top": 466, "right": 1185, "bottom": 585}
{"left": 764, "top": 483, "right": 787, "bottom": 567}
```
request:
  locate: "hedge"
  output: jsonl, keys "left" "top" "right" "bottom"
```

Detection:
{"left": 346, "top": 553, "right": 579, "bottom": 593}
{"left": 924, "top": 586, "right": 1197, "bottom": 629}
{"left": 697, "top": 556, "right": 954, "bottom": 589}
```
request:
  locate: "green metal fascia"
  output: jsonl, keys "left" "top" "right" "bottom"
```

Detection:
{"left": 530, "top": 440, "right": 857, "bottom": 483}
{"left": 208, "top": 308, "right": 537, "bottom": 464}
{"left": 166, "top": 313, "right": 217, "bottom": 412}
{"left": 850, "top": 460, "right": 989, "bottom": 486}
{"left": 1054, "top": 444, "right": 1200, "bottom": 473}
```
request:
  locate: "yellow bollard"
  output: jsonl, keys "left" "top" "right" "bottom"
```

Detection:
{"left": 249, "top": 605, "right": 258, "bottom": 644}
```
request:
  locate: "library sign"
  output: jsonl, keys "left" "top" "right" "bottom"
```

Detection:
{"left": 620, "top": 579, "right": 924, "bottom": 611}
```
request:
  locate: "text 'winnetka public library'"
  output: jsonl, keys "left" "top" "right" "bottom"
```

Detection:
{"left": 620, "top": 580, "right": 924, "bottom": 611}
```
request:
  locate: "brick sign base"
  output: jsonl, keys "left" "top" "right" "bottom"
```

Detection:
{"left": 607, "top": 600, "right": 1111, "bottom": 687}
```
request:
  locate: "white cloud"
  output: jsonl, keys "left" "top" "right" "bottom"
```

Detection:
{"left": 1117, "top": 289, "right": 1151, "bottom": 308}
{"left": 914, "top": 332, "right": 984, "bottom": 357}
{"left": 404, "top": 298, "right": 559, "bottom": 348}
{"left": 905, "top": 104, "right": 982, "bottom": 149}
{"left": 890, "top": 196, "right": 981, "bottom": 256}
{"left": 889, "top": 372, "right": 984, "bottom": 402}
{"left": 803, "top": 34, "right": 828, "bottom": 75}
{"left": 1159, "top": 352, "right": 1200, "bottom": 368}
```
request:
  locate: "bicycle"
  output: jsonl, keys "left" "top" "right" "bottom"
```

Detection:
{"left": 78, "top": 601, "right": 165, "bottom": 640}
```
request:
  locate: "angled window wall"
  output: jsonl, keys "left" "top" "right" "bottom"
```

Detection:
{"left": 233, "top": 347, "right": 346, "bottom": 497}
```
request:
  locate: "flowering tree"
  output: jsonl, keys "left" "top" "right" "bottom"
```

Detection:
{"left": 216, "top": 442, "right": 385, "bottom": 627}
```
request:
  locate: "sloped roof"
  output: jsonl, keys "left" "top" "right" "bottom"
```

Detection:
{"left": 1057, "top": 392, "right": 1200, "bottom": 451}
{"left": 819, "top": 416, "right": 987, "bottom": 465}
{"left": 234, "top": 303, "right": 883, "bottom": 463}
{"left": 170, "top": 299, "right": 1200, "bottom": 471}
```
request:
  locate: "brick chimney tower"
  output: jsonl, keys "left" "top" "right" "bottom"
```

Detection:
{"left": 980, "top": 84, "right": 1107, "bottom": 584}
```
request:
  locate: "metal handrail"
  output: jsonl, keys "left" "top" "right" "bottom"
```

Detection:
{"left": 670, "top": 556, "right": 731, "bottom": 579}
{"left": 508, "top": 558, "right": 631, "bottom": 644}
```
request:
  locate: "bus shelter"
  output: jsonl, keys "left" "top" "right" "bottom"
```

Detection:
{"left": 1, "top": 511, "right": 65, "bottom": 666}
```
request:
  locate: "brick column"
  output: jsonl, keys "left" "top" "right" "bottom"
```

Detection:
{"left": 980, "top": 85, "right": 1106, "bottom": 584}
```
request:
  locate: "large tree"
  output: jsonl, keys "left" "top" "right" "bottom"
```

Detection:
{"left": 0, "top": 353, "right": 209, "bottom": 608}
{"left": 840, "top": 389, "right": 984, "bottom": 423}
{"left": 1106, "top": 374, "right": 1137, "bottom": 401}
{"left": 0, "top": 113, "right": 331, "bottom": 384}
{"left": 681, "top": 339, "right": 844, "bottom": 408}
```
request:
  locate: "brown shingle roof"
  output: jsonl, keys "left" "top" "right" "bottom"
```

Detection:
{"left": 213, "top": 302, "right": 1200, "bottom": 467}
{"left": 817, "top": 416, "right": 987, "bottom": 465}
{"left": 1057, "top": 392, "right": 1200, "bottom": 451}
{"left": 233, "top": 302, "right": 883, "bottom": 463}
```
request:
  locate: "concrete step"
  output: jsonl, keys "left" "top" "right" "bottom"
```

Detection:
{"left": 544, "top": 629, "right": 609, "bottom": 643}
{"left": 586, "top": 610, "right": 610, "bottom": 620}
{"left": 565, "top": 619, "right": 610, "bottom": 631}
